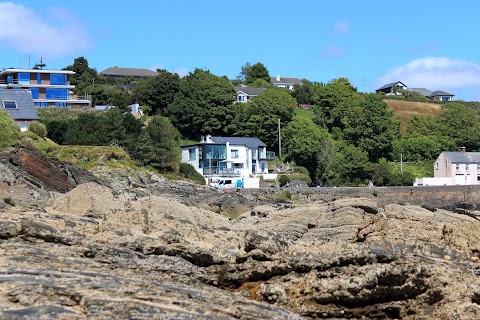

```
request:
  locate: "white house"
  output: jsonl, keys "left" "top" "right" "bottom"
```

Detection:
{"left": 270, "top": 75, "right": 302, "bottom": 90}
{"left": 181, "top": 135, "right": 275, "bottom": 188}
{"left": 234, "top": 86, "right": 266, "bottom": 103}
{"left": 414, "top": 147, "right": 480, "bottom": 186}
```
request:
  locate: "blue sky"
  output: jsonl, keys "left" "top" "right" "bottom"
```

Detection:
{"left": 2, "top": 0, "right": 480, "bottom": 100}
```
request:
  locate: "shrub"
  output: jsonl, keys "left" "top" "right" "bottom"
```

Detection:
{"left": 278, "top": 175, "right": 290, "bottom": 187}
{"left": 0, "top": 110, "right": 21, "bottom": 150}
{"left": 28, "top": 121, "right": 47, "bottom": 138}
{"left": 180, "top": 163, "right": 206, "bottom": 185}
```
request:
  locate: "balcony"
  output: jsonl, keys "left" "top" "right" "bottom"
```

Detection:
{"left": 203, "top": 167, "right": 242, "bottom": 177}
{"left": 258, "top": 151, "right": 275, "bottom": 160}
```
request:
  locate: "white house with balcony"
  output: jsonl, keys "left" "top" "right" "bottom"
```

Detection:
{"left": 181, "top": 135, "right": 275, "bottom": 188}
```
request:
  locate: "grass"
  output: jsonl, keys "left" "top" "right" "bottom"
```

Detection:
{"left": 384, "top": 99, "right": 441, "bottom": 133}
{"left": 294, "top": 107, "right": 316, "bottom": 120}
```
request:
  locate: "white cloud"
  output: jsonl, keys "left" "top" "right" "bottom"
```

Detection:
{"left": 377, "top": 57, "right": 480, "bottom": 92}
{"left": 321, "top": 44, "right": 344, "bottom": 58}
{"left": 0, "top": 2, "right": 91, "bottom": 59}
{"left": 173, "top": 67, "right": 190, "bottom": 77}
{"left": 333, "top": 20, "right": 349, "bottom": 35}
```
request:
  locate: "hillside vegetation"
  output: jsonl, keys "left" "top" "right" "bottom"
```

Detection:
{"left": 384, "top": 99, "right": 442, "bottom": 133}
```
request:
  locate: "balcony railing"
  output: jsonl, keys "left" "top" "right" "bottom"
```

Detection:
{"left": 258, "top": 151, "right": 275, "bottom": 160}
{"left": 203, "top": 167, "right": 242, "bottom": 177}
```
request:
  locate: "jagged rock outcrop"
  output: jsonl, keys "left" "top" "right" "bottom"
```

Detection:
{"left": 1, "top": 180, "right": 480, "bottom": 319}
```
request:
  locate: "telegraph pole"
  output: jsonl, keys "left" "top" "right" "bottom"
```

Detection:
{"left": 278, "top": 118, "right": 281, "bottom": 160}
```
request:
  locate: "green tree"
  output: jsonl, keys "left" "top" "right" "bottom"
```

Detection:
{"left": 245, "top": 62, "right": 270, "bottom": 84}
{"left": 82, "top": 84, "right": 129, "bottom": 109}
{"left": 234, "top": 88, "right": 296, "bottom": 150}
{"left": 341, "top": 93, "right": 399, "bottom": 162}
{"left": 64, "top": 57, "right": 99, "bottom": 95}
{"left": 282, "top": 115, "right": 330, "bottom": 176}
{"left": 317, "top": 141, "right": 373, "bottom": 186}
{"left": 166, "top": 69, "right": 237, "bottom": 139}
{"left": 133, "top": 115, "right": 181, "bottom": 171}
{"left": 438, "top": 102, "right": 480, "bottom": 151}
{"left": 132, "top": 69, "right": 180, "bottom": 115}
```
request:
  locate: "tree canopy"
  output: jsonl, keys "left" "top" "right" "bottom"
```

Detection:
{"left": 240, "top": 62, "right": 271, "bottom": 84}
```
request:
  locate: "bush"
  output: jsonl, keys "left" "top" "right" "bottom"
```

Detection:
{"left": 28, "top": 121, "right": 47, "bottom": 137}
{"left": 0, "top": 110, "right": 21, "bottom": 150}
{"left": 180, "top": 163, "right": 206, "bottom": 185}
{"left": 278, "top": 175, "right": 290, "bottom": 187}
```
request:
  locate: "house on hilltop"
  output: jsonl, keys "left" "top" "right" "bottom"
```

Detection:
{"left": 99, "top": 66, "right": 159, "bottom": 79}
{"left": 234, "top": 86, "right": 266, "bottom": 103}
{"left": 270, "top": 75, "right": 302, "bottom": 90}
{"left": 409, "top": 88, "right": 454, "bottom": 102}
{"left": 375, "top": 81, "right": 407, "bottom": 95}
{"left": 181, "top": 135, "right": 275, "bottom": 188}
{"left": 0, "top": 68, "right": 91, "bottom": 108}
{"left": 0, "top": 89, "right": 39, "bottom": 131}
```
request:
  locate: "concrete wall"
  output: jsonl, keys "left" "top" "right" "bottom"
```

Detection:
{"left": 239, "top": 185, "right": 480, "bottom": 208}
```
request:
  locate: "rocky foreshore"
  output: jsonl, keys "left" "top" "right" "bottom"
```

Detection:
{"left": 1, "top": 148, "right": 480, "bottom": 319}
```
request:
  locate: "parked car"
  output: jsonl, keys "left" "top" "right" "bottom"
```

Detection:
{"left": 308, "top": 181, "right": 324, "bottom": 188}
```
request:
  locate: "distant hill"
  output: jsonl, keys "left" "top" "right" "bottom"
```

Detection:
{"left": 384, "top": 99, "right": 442, "bottom": 133}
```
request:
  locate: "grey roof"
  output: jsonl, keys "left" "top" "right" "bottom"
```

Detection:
{"left": 430, "top": 90, "right": 454, "bottom": 97}
{"left": 442, "top": 152, "right": 480, "bottom": 163}
{"left": 99, "top": 66, "right": 159, "bottom": 78}
{"left": 234, "top": 86, "right": 266, "bottom": 96}
{"left": 376, "top": 81, "right": 407, "bottom": 91}
{"left": 209, "top": 136, "right": 267, "bottom": 148}
{"left": 270, "top": 77, "right": 302, "bottom": 85}
{"left": 409, "top": 88, "right": 432, "bottom": 96}
{"left": 0, "top": 89, "right": 38, "bottom": 120}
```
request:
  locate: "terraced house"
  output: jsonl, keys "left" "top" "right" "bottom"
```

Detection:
{"left": 0, "top": 68, "right": 91, "bottom": 109}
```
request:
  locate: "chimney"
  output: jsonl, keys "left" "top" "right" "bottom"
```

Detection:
{"left": 459, "top": 146, "right": 466, "bottom": 153}
{"left": 276, "top": 75, "right": 280, "bottom": 81}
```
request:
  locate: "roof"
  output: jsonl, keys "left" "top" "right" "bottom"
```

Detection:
{"left": 99, "top": 66, "right": 158, "bottom": 78}
{"left": 209, "top": 136, "right": 267, "bottom": 148}
{"left": 376, "top": 81, "right": 407, "bottom": 91}
{"left": 234, "top": 86, "right": 266, "bottom": 96}
{"left": 0, "top": 68, "right": 74, "bottom": 76}
{"left": 0, "top": 89, "right": 39, "bottom": 120}
{"left": 270, "top": 76, "right": 302, "bottom": 85}
{"left": 442, "top": 152, "right": 480, "bottom": 163}
{"left": 430, "top": 90, "right": 454, "bottom": 97}
{"left": 409, "top": 88, "right": 432, "bottom": 96}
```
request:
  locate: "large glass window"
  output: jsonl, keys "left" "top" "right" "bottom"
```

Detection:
{"left": 231, "top": 149, "right": 239, "bottom": 158}
{"left": 30, "top": 88, "right": 39, "bottom": 99}
{"left": 50, "top": 73, "right": 67, "bottom": 85}
{"left": 18, "top": 73, "right": 30, "bottom": 85}
{"left": 46, "top": 88, "right": 68, "bottom": 100}
{"left": 203, "top": 145, "right": 226, "bottom": 160}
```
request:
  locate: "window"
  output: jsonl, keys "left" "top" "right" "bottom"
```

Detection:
{"left": 50, "top": 73, "right": 67, "bottom": 85}
{"left": 231, "top": 149, "right": 239, "bottom": 158}
{"left": 466, "top": 164, "right": 469, "bottom": 171}
{"left": 189, "top": 148, "right": 196, "bottom": 160}
{"left": 18, "top": 73, "right": 30, "bottom": 85}
{"left": 237, "top": 95, "right": 245, "bottom": 102}
{"left": 456, "top": 164, "right": 460, "bottom": 171}
{"left": 46, "top": 88, "right": 68, "bottom": 100}
{"left": 2, "top": 100, "right": 17, "bottom": 109}
{"left": 435, "top": 162, "right": 439, "bottom": 170}
{"left": 30, "top": 88, "right": 39, "bottom": 99}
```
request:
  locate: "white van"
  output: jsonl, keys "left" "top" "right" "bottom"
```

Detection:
{"left": 210, "top": 179, "right": 237, "bottom": 190}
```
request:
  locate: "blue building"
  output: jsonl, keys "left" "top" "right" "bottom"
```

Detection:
{"left": 0, "top": 68, "right": 91, "bottom": 109}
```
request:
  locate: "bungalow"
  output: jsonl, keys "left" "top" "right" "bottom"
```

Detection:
{"left": 270, "top": 75, "right": 302, "bottom": 90}
{"left": 0, "top": 89, "right": 39, "bottom": 131}
{"left": 99, "top": 66, "right": 159, "bottom": 79}
{"left": 414, "top": 147, "right": 480, "bottom": 186}
{"left": 181, "top": 135, "right": 275, "bottom": 188}
{"left": 409, "top": 88, "right": 454, "bottom": 101}
{"left": 375, "top": 81, "right": 407, "bottom": 95}
{"left": 234, "top": 86, "right": 266, "bottom": 103}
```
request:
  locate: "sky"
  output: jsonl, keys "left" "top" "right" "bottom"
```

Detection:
{"left": 2, "top": 0, "right": 480, "bottom": 100}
